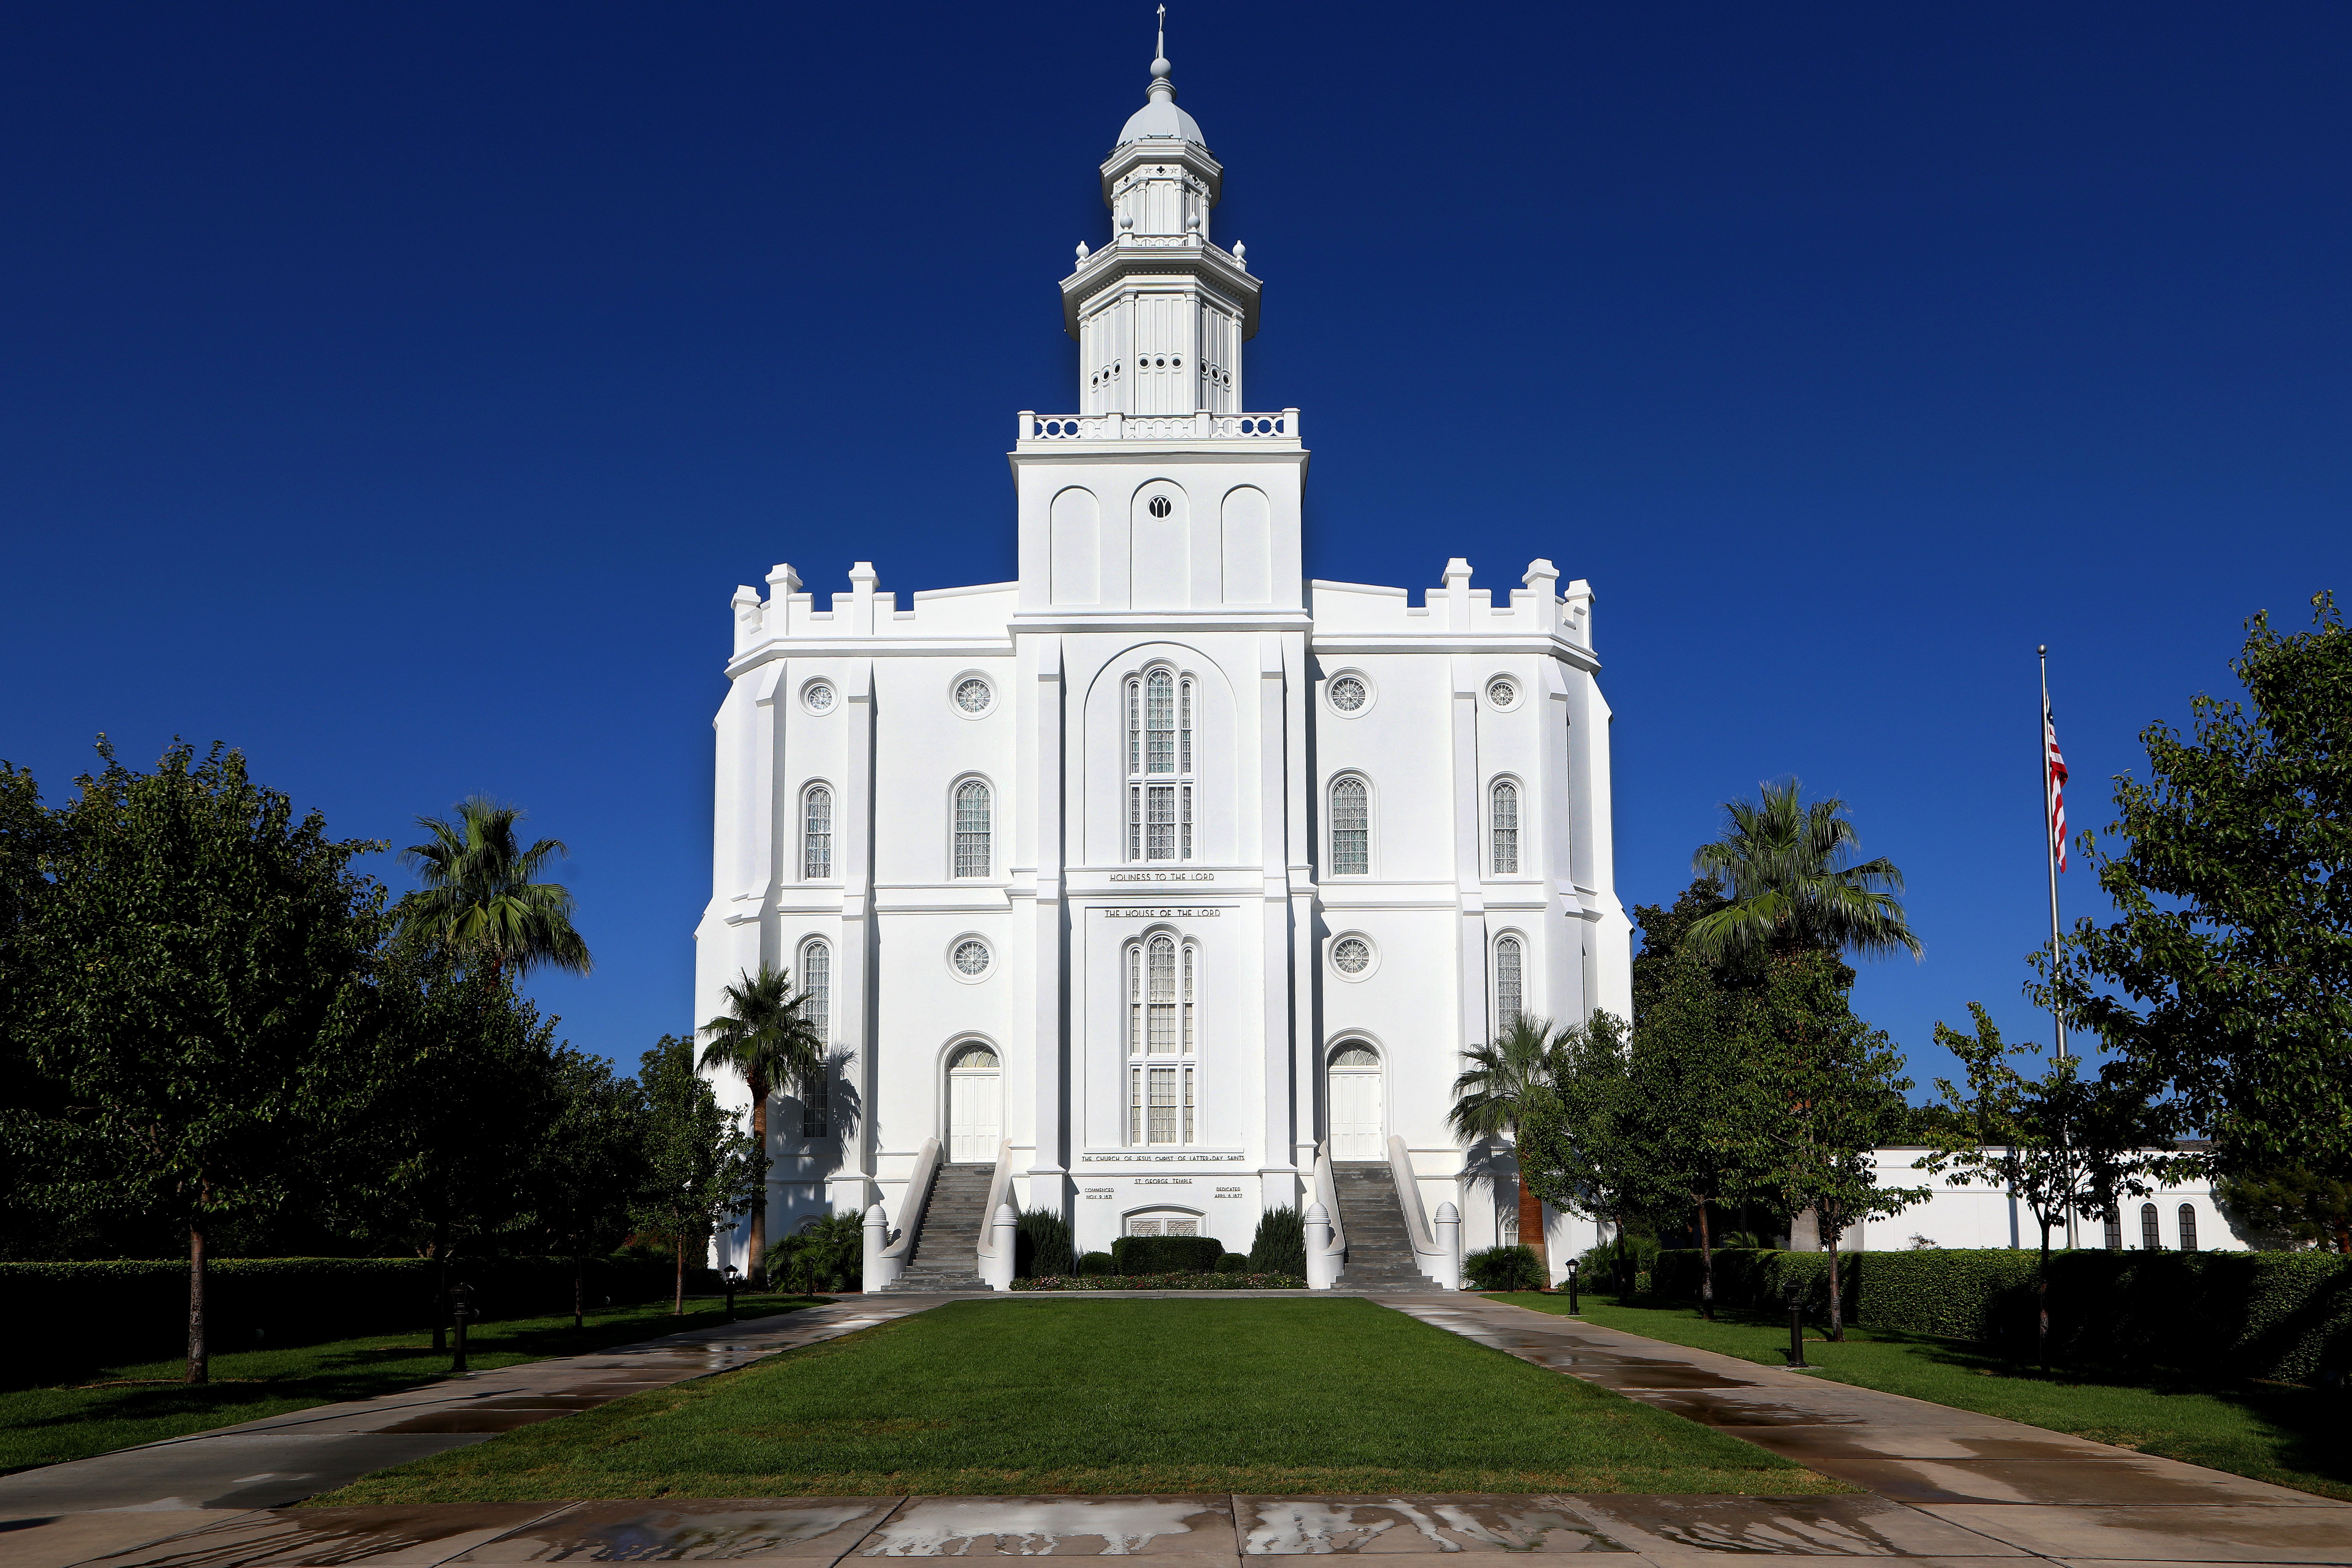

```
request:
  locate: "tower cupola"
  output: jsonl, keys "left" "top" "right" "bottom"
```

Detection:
{"left": 1060, "top": 7, "right": 1260, "bottom": 416}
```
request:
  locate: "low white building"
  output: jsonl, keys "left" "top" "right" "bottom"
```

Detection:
{"left": 694, "top": 36, "right": 1632, "bottom": 1286}
{"left": 1831, "top": 1148, "right": 2249, "bottom": 1254}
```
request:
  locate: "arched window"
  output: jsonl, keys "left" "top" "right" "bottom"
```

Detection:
{"left": 1125, "top": 666, "right": 1195, "bottom": 861}
{"left": 802, "top": 785, "right": 832, "bottom": 880}
{"left": 1329, "top": 776, "right": 1369, "bottom": 876}
{"left": 2103, "top": 1211, "right": 2121, "bottom": 1250}
{"left": 1126, "top": 934, "right": 1198, "bottom": 1146}
{"left": 2178, "top": 1204, "right": 2199, "bottom": 1252}
{"left": 1494, "top": 935, "right": 1524, "bottom": 1032}
{"left": 953, "top": 780, "right": 991, "bottom": 878}
{"left": 798, "top": 940, "right": 830, "bottom": 1136}
{"left": 2140, "top": 1202, "right": 2160, "bottom": 1250}
{"left": 1490, "top": 780, "right": 1520, "bottom": 875}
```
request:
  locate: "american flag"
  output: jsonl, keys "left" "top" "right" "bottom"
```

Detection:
{"left": 2044, "top": 701, "right": 2069, "bottom": 873}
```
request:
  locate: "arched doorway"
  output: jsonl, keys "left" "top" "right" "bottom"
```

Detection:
{"left": 1328, "top": 1042, "right": 1383, "bottom": 1161}
{"left": 947, "top": 1042, "right": 1001, "bottom": 1162}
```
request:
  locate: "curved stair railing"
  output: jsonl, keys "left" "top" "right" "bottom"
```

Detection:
{"left": 1387, "top": 1134, "right": 1460, "bottom": 1289}
{"left": 865, "top": 1136, "right": 941, "bottom": 1291}
{"left": 972, "top": 1140, "right": 1017, "bottom": 1291}
{"left": 1306, "top": 1139, "right": 1348, "bottom": 1289}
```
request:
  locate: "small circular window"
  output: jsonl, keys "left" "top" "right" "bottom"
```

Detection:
{"left": 1331, "top": 935, "right": 1373, "bottom": 976}
{"left": 954, "top": 677, "right": 992, "bottom": 715}
{"left": 952, "top": 939, "right": 992, "bottom": 977}
{"left": 1487, "top": 678, "right": 1518, "bottom": 710}
{"left": 803, "top": 681, "right": 836, "bottom": 714}
{"left": 1328, "top": 675, "right": 1368, "bottom": 714}
{"left": 1147, "top": 494, "right": 1173, "bottom": 519}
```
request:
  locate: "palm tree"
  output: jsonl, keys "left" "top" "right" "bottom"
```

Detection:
{"left": 1682, "top": 781, "right": 1922, "bottom": 968}
{"left": 396, "top": 797, "right": 592, "bottom": 980}
{"left": 1451, "top": 1015, "right": 1566, "bottom": 1284}
{"left": 699, "top": 963, "right": 825, "bottom": 1286}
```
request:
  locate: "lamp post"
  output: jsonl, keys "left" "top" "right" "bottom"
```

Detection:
{"left": 722, "top": 1263, "right": 741, "bottom": 1323}
{"left": 1784, "top": 1279, "right": 1808, "bottom": 1369}
{"left": 1566, "top": 1259, "right": 1580, "bottom": 1316}
{"left": 449, "top": 1281, "right": 475, "bottom": 1374}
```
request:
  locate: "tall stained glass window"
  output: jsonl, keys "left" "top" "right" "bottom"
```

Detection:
{"left": 802, "top": 785, "right": 832, "bottom": 880}
{"left": 1330, "top": 777, "right": 1368, "bottom": 875}
{"left": 1125, "top": 665, "right": 1195, "bottom": 862}
{"left": 1491, "top": 780, "right": 1520, "bottom": 875}
{"left": 798, "top": 940, "right": 830, "bottom": 1136}
{"left": 1494, "top": 935, "right": 1524, "bottom": 1032}
{"left": 954, "top": 780, "right": 990, "bottom": 877}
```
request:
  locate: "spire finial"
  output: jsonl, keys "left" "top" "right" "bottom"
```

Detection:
{"left": 1150, "top": 4, "right": 1172, "bottom": 91}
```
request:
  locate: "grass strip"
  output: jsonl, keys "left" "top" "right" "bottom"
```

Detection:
{"left": 311, "top": 1297, "right": 1841, "bottom": 1502}
{"left": 1488, "top": 1292, "right": 2352, "bottom": 1503}
{"left": 3, "top": 1293, "right": 824, "bottom": 1474}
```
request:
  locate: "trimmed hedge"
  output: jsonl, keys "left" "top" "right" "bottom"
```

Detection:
{"left": 1464, "top": 1244, "right": 1544, "bottom": 1291}
{"left": 1, "top": 1255, "right": 694, "bottom": 1374}
{"left": 1011, "top": 1271, "right": 1306, "bottom": 1291}
{"left": 1110, "top": 1235, "right": 1225, "bottom": 1275}
{"left": 1649, "top": 1247, "right": 2352, "bottom": 1384}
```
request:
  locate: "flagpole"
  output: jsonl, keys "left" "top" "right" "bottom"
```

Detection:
{"left": 2040, "top": 645, "right": 2076, "bottom": 1250}
{"left": 2039, "top": 646, "right": 2066, "bottom": 1062}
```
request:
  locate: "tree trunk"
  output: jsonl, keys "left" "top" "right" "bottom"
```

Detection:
{"left": 747, "top": 1076, "right": 769, "bottom": 1288}
{"left": 2037, "top": 1224, "right": 2053, "bottom": 1371}
{"left": 430, "top": 1213, "right": 449, "bottom": 1352}
{"left": 674, "top": 1228, "right": 686, "bottom": 1315}
{"left": 1697, "top": 1200, "right": 1715, "bottom": 1321}
{"left": 1824, "top": 1219, "right": 1845, "bottom": 1342}
{"left": 573, "top": 1253, "right": 585, "bottom": 1331}
{"left": 185, "top": 1220, "right": 210, "bottom": 1385}
{"left": 1518, "top": 1172, "right": 1547, "bottom": 1287}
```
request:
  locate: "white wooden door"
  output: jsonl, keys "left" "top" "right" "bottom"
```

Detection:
{"left": 948, "top": 1046, "right": 1001, "bottom": 1162}
{"left": 1329, "top": 1067, "right": 1384, "bottom": 1161}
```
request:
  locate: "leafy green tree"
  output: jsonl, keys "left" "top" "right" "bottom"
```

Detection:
{"left": 1512, "top": 1011, "right": 1650, "bottom": 1299}
{"left": 1684, "top": 782, "right": 1922, "bottom": 968}
{"left": 765, "top": 1210, "right": 863, "bottom": 1294}
{"left": 527, "top": 1047, "right": 651, "bottom": 1327}
{"left": 1920, "top": 1004, "right": 2176, "bottom": 1367}
{"left": 635, "top": 1033, "right": 761, "bottom": 1314}
{"left": 15, "top": 741, "right": 382, "bottom": 1382}
{"left": 2217, "top": 1165, "right": 2352, "bottom": 1254}
{"left": 396, "top": 796, "right": 590, "bottom": 981}
{"left": 699, "top": 964, "right": 823, "bottom": 1285}
{"left": 1451, "top": 1015, "right": 1568, "bottom": 1279}
{"left": 2044, "top": 593, "right": 2351, "bottom": 1190}
{"left": 1754, "top": 952, "right": 1927, "bottom": 1338}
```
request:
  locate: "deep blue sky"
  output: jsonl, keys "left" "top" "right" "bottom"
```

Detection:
{"left": 4, "top": 3, "right": 2345, "bottom": 1095}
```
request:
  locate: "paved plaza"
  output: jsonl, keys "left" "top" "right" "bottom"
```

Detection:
{"left": 3, "top": 1294, "right": 2345, "bottom": 1566}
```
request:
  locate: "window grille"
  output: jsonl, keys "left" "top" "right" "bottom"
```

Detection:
{"left": 954, "top": 780, "right": 990, "bottom": 877}
{"left": 1124, "top": 665, "right": 1196, "bottom": 862}
{"left": 803, "top": 786, "right": 832, "bottom": 880}
{"left": 2141, "top": 1202, "right": 2160, "bottom": 1250}
{"left": 1495, "top": 936, "right": 1524, "bottom": 1031}
{"left": 1330, "top": 776, "right": 1369, "bottom": 875}
{"left": 2103, "top": 1212, "right": 2121, "bottom": 1250}
{"left": 798, "top": 940, "right": 830, "bottom": 1136}
{"left": 1491, "top": 780, "right": 1520, "bottom": 875}
{"left": 1126, "top": 936, "right": 1198, "bottom": 1146}
{"left": 1328, "top": 674, "right": 1367, "bottom": 712}
{"left": 952, "top": 938, "right": 991, "bottom": 976}
{"left": 1332, "top": 936, "right": 1371, "bottom": 975}
{"left": 954, "top": 677, "right": 992, "bottom": 713}
{"left": 2178, "top": 1204, "right": 2198, "bottom": 1252}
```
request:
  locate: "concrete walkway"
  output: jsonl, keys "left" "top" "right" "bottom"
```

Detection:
{"left": 4, "top": 1291, "right": 2348, "bottom": 1566}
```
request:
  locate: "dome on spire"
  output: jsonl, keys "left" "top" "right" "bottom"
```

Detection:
{"left": 1116, "top": 10, "right": 1203, "bottom": 146}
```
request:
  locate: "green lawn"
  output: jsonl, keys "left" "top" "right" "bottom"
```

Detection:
{"left": 1489, "top": 1293, "right": 2352, "bottom": 1503}
{"left": 313, "top": 1297, "right": 1839, "bottom": 1502}
{"left": 2, "top": 1294, "right": 824, "bottom": 1475}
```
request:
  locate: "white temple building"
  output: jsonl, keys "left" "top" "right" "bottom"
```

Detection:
{"left": 695, "top": 31, "right": 1632, "bottom": 1289}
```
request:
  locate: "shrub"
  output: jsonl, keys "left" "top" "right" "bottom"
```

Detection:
{"left": 1217, "top": 1253, "right": 1249, "bottom": 1273}
{"left": 1248, "top": 1206, "right": 1307, "bottom": 1275}
{"left": 1576, "top": 1234, "right": 1659, "bottom": 1293}
{"left": 1076, "top": 1251, "right": 1116, "bottom": 1275}
{"left": 1014, "top": 1209, "right": 1074, "bottom": 1279}
{"left": 763, "top": 1212, "right": 862, "bottom": 1294}
{"left": 1010, "top": 1271, "right": 1306, "bottom": 1291}
{"left": 1112, "top": 1235, "right": 1225, "bottom": 1275}
{"left": 1464, "top": 1244, "right": 1544, "bottom": 1291}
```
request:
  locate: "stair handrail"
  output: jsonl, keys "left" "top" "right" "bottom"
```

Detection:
{"left": 1388, "top": 1133, "right": 1458, "bottom": 1289}
{"left": 1307, "top": 1139, "right": 1347, "bottom": 1288}
{"left": 972, "top": 1139, "right": 1018, "bottom": 1289}
{"left": 878, "top": 1136, "right": 943, "bottom": 1266}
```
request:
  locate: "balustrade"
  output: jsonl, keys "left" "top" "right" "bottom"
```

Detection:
{"left": 1017, "top": 409, "right": 1298, "bottom": 443}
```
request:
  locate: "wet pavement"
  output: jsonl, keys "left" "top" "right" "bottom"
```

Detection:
{"left": 6, "top": 1292, "right": 2349, "bottom": 1564}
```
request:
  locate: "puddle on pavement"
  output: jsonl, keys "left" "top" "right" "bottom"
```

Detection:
{"left": 1626, "top": 1394, "right": 1867, "bottom": 1427}
{"left": 1240, "top": 1496, "right": 1629, "bottom": 1554}
{"left": 861, "top": 1496, "right": 1228, "bottom": 1556}
{"left": 461, "top": 1498, "right": 896, "bottom": 1561}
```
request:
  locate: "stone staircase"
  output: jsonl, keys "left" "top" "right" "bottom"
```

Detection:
{"left": 877, "top": 1162, "right": 993, "bottom": 1293}
{"left": 1330, "top": 1162, "right": 1436, "bottom": 1293}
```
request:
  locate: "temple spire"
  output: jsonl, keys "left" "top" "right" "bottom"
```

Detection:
{"left": 1149, "top": 5, "right": 1173, "bottom": 100}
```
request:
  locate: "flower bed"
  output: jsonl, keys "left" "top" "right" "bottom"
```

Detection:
{"left": 1010, "top": 1271, "right": 1307, "bottom": 1291}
